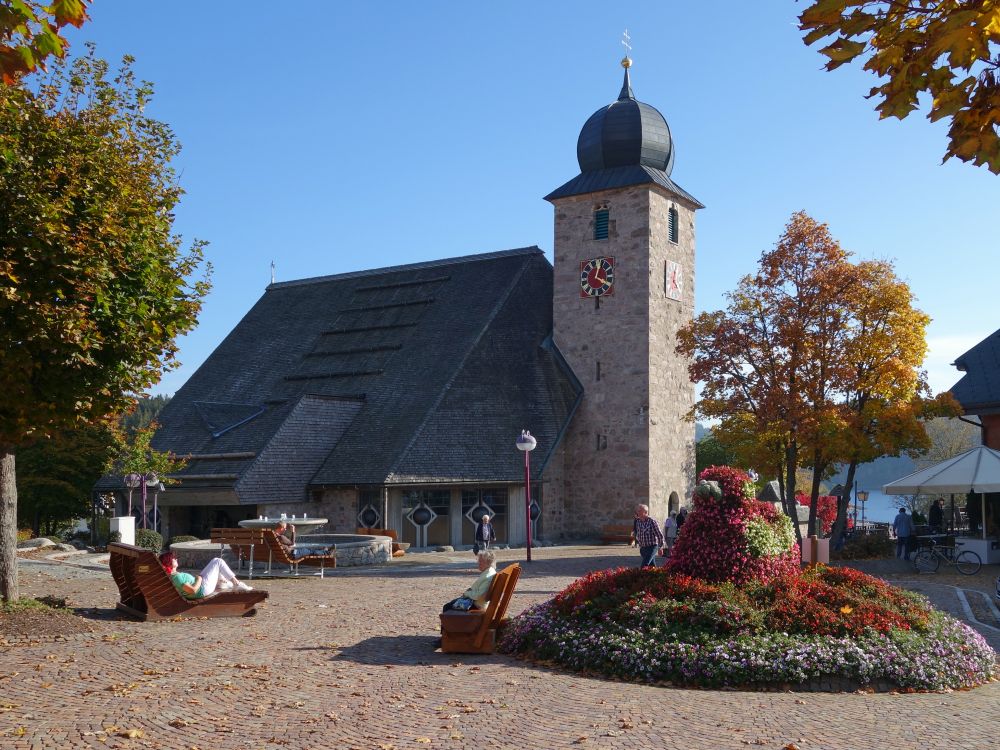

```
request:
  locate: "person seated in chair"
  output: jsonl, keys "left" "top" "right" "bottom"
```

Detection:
{"left": 274, "top": 520, "right": 330, "bottom": 558}
{"left": 159, "top": 552, "right": 252, "bottom": 599}
{"left": 443, "top": 549, "right": 497, "bottom": 612}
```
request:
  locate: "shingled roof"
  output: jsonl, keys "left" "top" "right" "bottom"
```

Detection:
{"left": 950, "top": 327, "right": 1000, "bottom": 415}
{"left": 134, "top": 247, "right": 581, "bottom": 504}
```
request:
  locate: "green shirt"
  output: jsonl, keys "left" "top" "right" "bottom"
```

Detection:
{"left": 170, "top": 571, "right": 203, "bottom": 599}
{"left": 463, "top": 566, "right": 496, "bottom": 608}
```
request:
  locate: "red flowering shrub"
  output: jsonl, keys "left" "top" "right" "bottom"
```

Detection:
{"left": 549, "top": 562, "right": 930, "bottom": 637}
{"left": 552, "top": 567, "right": 718, "bottom": 616}
{"left": 666, "top": 466, "right": 800, "bottom": 584}
{"left": 796, "top": 493, "right": 838, "bottom": 535}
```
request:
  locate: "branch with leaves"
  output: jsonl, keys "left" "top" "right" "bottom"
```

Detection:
{"left": 800, "top": 0, "right": 1000, "bottom": 173}
{"left": 0, "top": 0, "right": 89, "bottom": 84}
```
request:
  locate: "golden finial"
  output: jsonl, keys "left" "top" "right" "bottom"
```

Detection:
{"left": 621, "top": 28, "right": 632, "bottom": 68}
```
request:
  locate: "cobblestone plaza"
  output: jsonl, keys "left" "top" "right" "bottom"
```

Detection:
{"left": 5, "top": 547, "right": 999, "bottom": 750}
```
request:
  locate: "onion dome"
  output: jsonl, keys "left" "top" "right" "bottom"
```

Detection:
{"left": 576, "top": 56, "right": 675, "bottom": 175}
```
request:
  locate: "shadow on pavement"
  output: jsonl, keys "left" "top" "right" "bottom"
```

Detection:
{"left": 330, "top": 634, "right": 514, "bottom": 666}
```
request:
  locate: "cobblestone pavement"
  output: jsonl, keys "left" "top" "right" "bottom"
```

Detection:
{"left": 4, "top": 546, "right": 999, "bottom": 750}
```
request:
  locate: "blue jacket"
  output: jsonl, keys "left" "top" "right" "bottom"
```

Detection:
{"left": 893, "top": 512, "right": 915, "bottom": 538}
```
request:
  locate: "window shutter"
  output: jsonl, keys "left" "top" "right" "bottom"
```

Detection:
{"left": 594, "top": 209, "right": 609, "bottom": 240}
{"left": 668, "top": 207, "right": 679, "bottom": 244}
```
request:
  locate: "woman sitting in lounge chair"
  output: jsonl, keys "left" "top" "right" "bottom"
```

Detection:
{"left": 159, "top": 552, "right": 253, "bottom": 599}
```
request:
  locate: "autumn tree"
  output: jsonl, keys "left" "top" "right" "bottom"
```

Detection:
{"left": 0, "top": 48, "right": 210, "bottom": 601}
{"left": 799, "top": 1, "right": 1000, "bottom": 173}
{"left": 678, "top": 212, "right": 944, "bottom": 542}
{"left": 677, "top": 212, "right": 855, "bottom": 540}
{"left": 0, "top": 0, "right": 89, "bottom": 83}
{"left": 823, "top": 260, "right": 958, "bottom": 543}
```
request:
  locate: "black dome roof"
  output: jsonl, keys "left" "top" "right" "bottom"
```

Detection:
{"left": 576, "top": 64, "right": 674, "bottom": 175}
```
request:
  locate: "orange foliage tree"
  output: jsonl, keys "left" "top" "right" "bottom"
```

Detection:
{"left": 677, "top": 211, "right": 947, "bottom": 541}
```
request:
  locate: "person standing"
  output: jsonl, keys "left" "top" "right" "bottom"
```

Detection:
{"left": 676, "top": 506, "right": 688, "bottom": 531}
{"left": 629, "top": 504, "right": 664, "bottom": 568}
{"left": 662, "top": 511, "right": 678, "bottom": 557}
{"left": 928, "top": 498, "right": 945, "bottom": 534}
{"left": 892, "top": 508, "right": 915, "bottom": 561}
{"left": 474, "top": 514, "right": 496, "bottom": 553}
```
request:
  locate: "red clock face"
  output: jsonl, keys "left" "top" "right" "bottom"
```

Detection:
{"left": 580, "top": 257, "right": 614, "bottom": 298}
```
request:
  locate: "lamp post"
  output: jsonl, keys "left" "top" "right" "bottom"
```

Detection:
{"left": 124, "top": 472, "right": 160, "bottom": 529}
{"left": 516, "top": 430, "right": 537, "bottom": 563}
{"left": 857, "top": 489, "right": 869, "bottom": 527}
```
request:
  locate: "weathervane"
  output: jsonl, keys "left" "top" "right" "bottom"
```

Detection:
{"left": 621, "top": 28, "right": 632, "bottom": 67}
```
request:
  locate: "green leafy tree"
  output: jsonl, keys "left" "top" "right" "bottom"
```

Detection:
{"left": 1, "top": 0, "right": 89, "bottom": 84}
{"left": 16, "top": 424, "right": 111, "bottom": 536}
{"left": 695, "top": 434, "right": 738, "bottom": 476}
{"left": 0, "top": 48, "right": 210, "bottom": 601}
{"left": 120, "top": 395, "right": 171, "bottom": 435}
{"left": 800, "top": 1, "right": 1000, "bottom": 173}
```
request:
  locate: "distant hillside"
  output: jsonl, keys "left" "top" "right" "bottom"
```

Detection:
{"left": 695, "top": 423, "right": 710, "bottom": 441}
{"left": 828, "top": 455, "right": 916, "bottom": 493}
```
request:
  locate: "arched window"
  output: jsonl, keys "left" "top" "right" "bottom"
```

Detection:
{"left": 668, "top": 206, "right": 679, "bottom": 244}
{"left": 594, "top": 208, "right": 610, "bottom": 240}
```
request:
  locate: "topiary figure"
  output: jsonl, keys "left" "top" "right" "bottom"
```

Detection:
{"left": 666, "top": 465, "right": 799, "bottom": 584}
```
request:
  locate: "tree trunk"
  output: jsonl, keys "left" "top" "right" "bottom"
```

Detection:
{"left": 808, "top": 454, "right": 824, "bottom": 538}
{"left": 784, "top": 443, "right": 802, "bottom": 546}
{"left": 830, "top": 461, "right": 859, "bottom": 545}
{"left": 0, "top": 449, "right": 19, "bottom": 602}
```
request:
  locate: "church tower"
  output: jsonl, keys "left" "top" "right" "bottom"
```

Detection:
{"left": 546, "top": 55, "right": 702, "bottom": 534}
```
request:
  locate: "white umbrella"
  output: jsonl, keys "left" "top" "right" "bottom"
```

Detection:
{"left": 882, "top": 445, "right": 1000, "bottom": 539}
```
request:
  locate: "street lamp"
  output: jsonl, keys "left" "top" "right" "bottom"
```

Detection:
{"left": 124, "top": 472, "right": 160, "bottom": 529}
{"left": 857, "top": 489, "right": 869, "bottom": 527}
{"left": 516, "top": 430, "right": 537, "bottom": 563}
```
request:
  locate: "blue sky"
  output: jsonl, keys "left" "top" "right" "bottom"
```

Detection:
{"left": 62, "top": 2, "right": 999, "bottom": 398}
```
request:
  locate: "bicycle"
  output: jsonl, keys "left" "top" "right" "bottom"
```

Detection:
{"left": 912, "top": 537, "right": 982, "bottom": 575}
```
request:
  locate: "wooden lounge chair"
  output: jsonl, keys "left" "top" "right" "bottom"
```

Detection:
{"left": 258, "top": 529, "right": 336, "bottom": 577}
{"left": 109, "top": 542, "right": 268, "bottom": 622}
{"left": 439, "top": 563, "right": 521, "bottom": 654}
{"left": 210, "top": 527, "right": 267, "bottom": 579}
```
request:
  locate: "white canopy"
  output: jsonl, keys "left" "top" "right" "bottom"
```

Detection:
{"left": 882, "top": 446, "right": 1000, "bottom": 495}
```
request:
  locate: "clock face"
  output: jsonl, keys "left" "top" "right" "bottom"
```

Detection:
{"left": 580, "top": 256, "right": 615, "bottom": 298}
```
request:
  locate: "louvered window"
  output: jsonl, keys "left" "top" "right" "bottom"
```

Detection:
{"left": 594, "top": 209, "right": 609, "bottom": 240}
{"left": 668, "top": 206, "right": 679, "bottom": 244}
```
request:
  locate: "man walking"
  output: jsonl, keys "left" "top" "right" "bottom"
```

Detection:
{"left": 629, "top": 504, "right": 664, "bottom": 568}
{"left": 474, "top": 513, "right": 496, "bottom": 553}
{"left": 893, "top": 508, "right": 915, "bottom": 561}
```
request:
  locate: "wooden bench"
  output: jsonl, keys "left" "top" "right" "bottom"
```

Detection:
{"left": 439, "top": 563, "right": 521, "bottom": 654}
{"left": 109, "top": 542, "right": 268, "bottom": 621}
{"left": 259, "top": 528, "right": 337, "bottom": 576}
{"left": 357, "top": 527, "right": 407, "bottom": 557}
{"left": 600, "top": 523, "right": 634, "bottom": 545}
{"left": 210, "top": 527, "right": 267, "bottom": 579}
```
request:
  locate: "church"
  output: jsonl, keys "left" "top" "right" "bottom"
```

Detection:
{"left": 102, "top": 56, "right": 702, "bottom": 546}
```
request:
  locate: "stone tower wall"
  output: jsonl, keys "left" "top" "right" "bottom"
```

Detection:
{"left": 551, "top": 185, "right": 696, "bottom": 535}
{"left": 647, "top": 189, "right": 697, "bottom": 517}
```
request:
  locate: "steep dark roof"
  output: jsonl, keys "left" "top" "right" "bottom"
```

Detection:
{"left": 546, "top": 63, "right": 703, "bottom": 207}
{"left": 140, "top": 247, "right": 581, "bottom": 501}
{"left": 545, "top": 164, "right": 704, "bottom": 207}
{"left": 950, "top": 327, "right": 1000, "bottom": 415}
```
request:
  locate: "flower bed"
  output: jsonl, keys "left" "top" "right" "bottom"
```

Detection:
{"left": 498, "top": 565, "right": 996, "bottom": 691}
